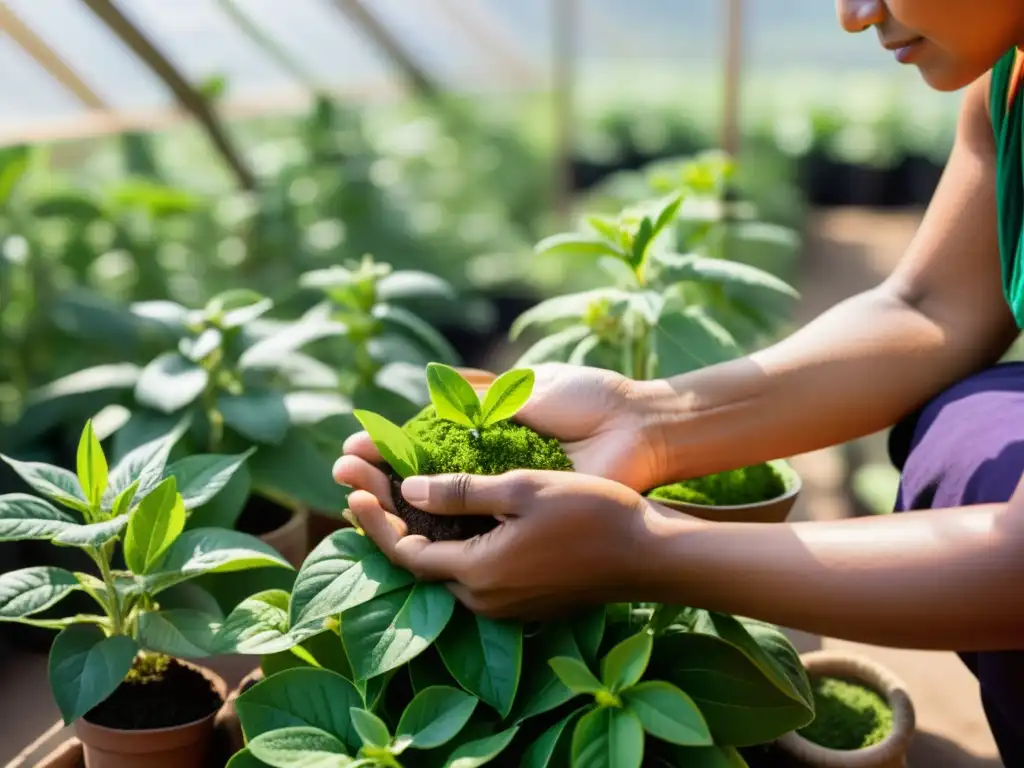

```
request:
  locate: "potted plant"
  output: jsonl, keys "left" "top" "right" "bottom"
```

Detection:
{"left": 775, "top": 650, "right": 916, "bottom": 768}
{"left": 510, "top": 185, "right": 803, "bottom": 523}
{"left": 213, "top": 364, "right": 816, "bottom": 767}
{"left": 0, "top": 420, "right": 295, "bottom": 767}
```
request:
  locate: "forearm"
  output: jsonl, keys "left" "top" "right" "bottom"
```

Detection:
{"left": 635, "top": 285, "right": 1013, "bottom": 481}
{"left": 641, "top": 502, "right": 1024, "bottom": 651}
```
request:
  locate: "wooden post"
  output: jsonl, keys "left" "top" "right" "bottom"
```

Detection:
{"left": 553, "top": 0, "right": 576, "bottom": 222}
{"left": 80, "top": 0, "right": 257, "bottom": 190}
{"left": 0, "top": 2, "right": 106, "bottom": 109}
{"left": 721, "top": 0, "right": 744, "bottom": 157}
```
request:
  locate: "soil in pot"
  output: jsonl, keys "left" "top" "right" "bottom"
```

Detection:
{"left": 236, "top": 495, "right": 292, "bottom": 537}
{"left": 387, "top": 406, "right": 573, "bottom": 542}
{"left": 797, "top": 676, "right": 894, "bottom": 751}
{"left": 84, "top": 654, "right": 222, "bottom": 730}
{"left": 649, "top": 462, "right": 787, "bottom": 507}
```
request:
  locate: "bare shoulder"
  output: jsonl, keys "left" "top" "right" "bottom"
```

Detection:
{"left": 957, "top": 71, "right": 996, "bottom": 158}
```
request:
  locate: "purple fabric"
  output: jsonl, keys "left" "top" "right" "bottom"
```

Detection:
{"left": 888, "top": 361, "right": 1024, "bottom": 766}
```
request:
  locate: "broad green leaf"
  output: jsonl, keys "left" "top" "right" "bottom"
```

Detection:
{"left": 52, "top": 515, "right": 129, "bottom": 548}
{"left": 513, "top": 325, "right": 591, "bottom": 367}
{"left": 622, "top": 681, "right": 712, "bottom": 746}
{"left": 655, "top": 307, "right": 741, "bottom": 376}
{"left": 236, "top": 667, "right": 364, "bottom": 751}
{"left": 248, "top": 726, "right": 351, "bottom": 768}
{"left": 179, "top": 328, "right": 222, "bottom": 362}
{"left": 341, "top": 582, "right": 455, "bottom": 680}
{"left": 166, "top": 449, "right": 256, "bottom": 510}
{"left": 509, "top": 623, "right": 586, "bottom": 723}
{"left": 76, "top": 421, "right": 107, "bottom": 509}
{"left": 377, "top": 270, "right": 455, "bottom": 301}
{"left": 239, "top": 317, "right": 348, "bottom": 371}
{"left": 425, "top": 363, "right": 480, "bottom": 428}
{"left": 571, "top": 608, "right": 607, "bottom": 667}
{"left": 373, "top": 303, "right": 459, "bottom": 366}
{"left": 124, "top": 476, "right": 185, "bottom": 575}
{"left": 135, "top": 353, "right": 208, "bottom": 414}
{"left": 650, "top": 745, "right": 749, "bottom": 768}
{"left": 479, "top": 369, "right": 534, "bottom": 428}
{"left": 225, "top": 749, "right": 266, "bottom": 768}
{"left": 206, "top": 289, "right": 274, "bottom": 328}
{"left": 0, "top": 567, "right": 80, "bottom": 620}
{"left": 351, "top": 411, "right": 421, "bottom": 479}
{"left": 651, "top": 192, "right": 684, "bottom": 237}
{"left": 219, "top": 392, "right": 290, "bottom": 445}
{"left": 373, "top": 362, "right": 430, "bottom": 407}
{"left": 137, "top": 609, "right": 219, "bottom": 658}
{"left": 349, "top": 707, "right": 391, "bottom": 749}
{"left": 655, "top": 252, "right": 799, "bottom": 299}
{"left": 568, "top": 336, "right": 602, "bottom": 366}
{"left": 521, "top": 709, "right": 583, "bottom": 768}
{"left": 597, "top": 256, "right": 640, "bottom": 288}
{"left": 144, "top": 528, "right": 293, "bottom": 593}
{"left": 248, "top": 430, "right": 348, "bottom": 513}
{"left": 112, "top": 480, "right": 140, "bottom": 518}
{"left": 32, "top": 191, "right": 105, "bottom": 221}
{"left": 572, "top": 707, "right": 644, "bottom": 768}
{"left": 105, "top": 415, "right": 189, "bottom": 505}
{"left": 290, "top": 529, "right": 413, "bottom": 631}
{"left": 408, "top": 646, "right": 456, "bottom": 694}
{"left": 215, "top": 589, "right": 305, "bottom": 655}
{"left": 0, "top": 458, "right": 89, "bottom": 513}
{"left": 629, "top": 291, "right": 665, "bottom": 325}
{"left": 585, "top": 215, "right": 620, "bottom": 241}
{"left": 534, "top": 232, "right": 627, "bottom": 261}
{"left": 601, "top": 631, "right": 652, "bottom": 692}
{"left": 549, "top": 657, "right": 603, "bottom": 696}
{"left": 0, "top": 494, "right": 78, "bottom": 541}
{"left": 436, "top": 607, "right": 522, "bottom": 717}
{"left": 630, "top": 217, "right": 655, "bottom": 268}
{"left": 443, "top": 726, "right": 519, "bottom": 768}
{"left": 155, "top": 582, "right": 224, "bottom": 619}
{"left": 724, "top": 221, "right": 800, "bottom": 250}
{"left": 186, "top": 460, "right": 250, "bottom": 530}
{"left": 283, "top": 392, "right": 353, "bottom": 427}
{"left": 48, "top": 625, "right": 138, "bottom": 724}
{"left": 510, "top": 289, "right": 629, "bottom": 340}
{"left": 396, "top": 685, "right": 477, "bottom": 750}
{"left": 129, "top": 300, "right": 190, "bottom": 332}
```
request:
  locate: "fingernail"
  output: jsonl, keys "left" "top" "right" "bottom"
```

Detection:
{"left": 402, "top": 477, "right": 429, "bottom": 506}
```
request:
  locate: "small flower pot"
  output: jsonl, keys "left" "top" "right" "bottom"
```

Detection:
{"left": 213, "top": 667, "right": 264, "bottom": 758}
{"left": 775, "top": 650, "right": 916, "bottom": 768}
{"left": 650, "top": 460, "right": 802, "bottom": 524}
{"left": 257, "top": 506, "right": 310, "bottom": 569}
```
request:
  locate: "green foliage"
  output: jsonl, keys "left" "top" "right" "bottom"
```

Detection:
{"left": 424, "top": 363, "right": 536, "bottom": 431}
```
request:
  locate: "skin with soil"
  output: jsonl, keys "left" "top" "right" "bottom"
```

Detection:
{"left": 392, "top": 406, "right": 573, "bottom": 542}
{"left": 797, "top": 676, "right": 894, "bottom": 751}
{"left": 236, "top": 494, "right": 292, "bottom": 536}
{"left": 84, "top": 654, "right": 222, "bottom": 730}
{"left": 649, "top": 463, "right": 787, "bottom": 506}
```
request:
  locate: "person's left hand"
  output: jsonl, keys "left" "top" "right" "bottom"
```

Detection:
{"left": 345, "top": 468, "right": 699, "bottom": 620}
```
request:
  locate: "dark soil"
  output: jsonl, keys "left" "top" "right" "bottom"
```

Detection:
{"left": 84, "top": 655, "right": 222, "bottom": 730}
{"left": 388, "top": 467, "right": 499, "bottom": 543}
{"left": 236, "top": 494, "right": 292, "bottom": 536}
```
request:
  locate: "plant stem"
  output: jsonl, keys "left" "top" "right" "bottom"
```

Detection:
{"left": 95, "top": 544, "right": 124, "bottom": 636}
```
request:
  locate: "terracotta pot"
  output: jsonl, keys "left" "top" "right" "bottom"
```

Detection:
{"left": 259, "top": 507, "right": 310, "bottom": 568}
{"left": 212, "top": 667, "right": 265, "bottom": 757}
{"left": 307, "top": 510, "right": 351, "bottom": 550}
{"left": 456, "top": 368, "right": 497, "bottom": 390}
{"left": 775, "top": 650, "right": 916, "bottom": 768}
{"left": 650, "top": 459, "right": 802, "bottom": 524}
{"left": 73, "top": 662, "right": 228, "bottom": 768}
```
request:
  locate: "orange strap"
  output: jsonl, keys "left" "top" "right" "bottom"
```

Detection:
{"left": 1008, "top": 48, "right": 1024, "bottom": 111}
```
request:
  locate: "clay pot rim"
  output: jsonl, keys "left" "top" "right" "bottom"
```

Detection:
{"left": 260, "top": 504, "right": 309, "bottom": 539}
{"left": 76, "top": 659, "right": 229, "bottom": 737}
{"left": 775, "top": 649, "right": 916, "bottom": 766}
{"left": 649, "top": 458, "right": 802, "bottom": 512}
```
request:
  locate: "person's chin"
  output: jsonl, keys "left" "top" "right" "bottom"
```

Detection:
{"left": 914, "top": 59, "right": 984, "bottom": 92}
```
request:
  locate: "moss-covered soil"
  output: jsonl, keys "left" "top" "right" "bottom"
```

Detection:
{"left": 798, "top": 675, "right": 894, "bottom": 751}
{"left": 649, "top": 463, "right": 786, "bottom": 506}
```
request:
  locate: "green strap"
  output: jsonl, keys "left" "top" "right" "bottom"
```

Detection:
{"left": 991, "top": 48, "right": 1024, "bottom": 328}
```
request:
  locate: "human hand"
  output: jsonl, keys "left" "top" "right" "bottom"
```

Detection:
{"left": 344, "top": 469, "right": 697, "bottom": 620}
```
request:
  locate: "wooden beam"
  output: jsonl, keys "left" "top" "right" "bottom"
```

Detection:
{"left": 0, "top": 2, "right": 107, "bottom": 109}
{"left": 79, "top": 0, "right": 257, "bottom": 190}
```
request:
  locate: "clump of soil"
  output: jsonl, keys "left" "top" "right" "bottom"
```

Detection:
{"left": 84, "top": 654, "right": 223, "bottom": 730}
{"left": 798, "top": 676, "right": 894, "bottom": 750}
{"left": 649, "top": 463, "right": 786, "bottom": 507}
{"left": 236, "top": 494, "right": 292, "bottom": 536}
{"left": 388, "top": 406, "right": 573, "bottom": 542}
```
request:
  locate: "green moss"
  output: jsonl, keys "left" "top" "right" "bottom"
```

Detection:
{"left": 125, "top": 653, "right": 171, "bottom": 684}
{"left": 406, "top": 406, "right": 574, "bottom": 476}
{"left": 798, "top": 676, "right": 894, "bottom": 751}
{"left": 649, "top": 463, "right": 786, "bottom": 507}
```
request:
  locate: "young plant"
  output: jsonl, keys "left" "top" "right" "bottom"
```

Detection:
{"left": 0, "top": 420, "right": 293, "bottom": 725}
{"left": 424, "top": 363, "right": 534, "bottom": 433}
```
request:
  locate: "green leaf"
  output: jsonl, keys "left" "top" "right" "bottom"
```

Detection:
{"left": 284, "top": 392, "right": 353, "bottom": 428}
{"left": 651, "top": 192, "right": 684, "bottom": 237}
{"left": 622, "top": 681, "right": 712, "bottom": 746}
{"left": 443, "top": 726, "right": 519, "bottom": 768}
{"left": 436, "top": 607, "right": 522, "bottom": 717}
{"left": 239, "top": 317, "right": 348, "bottom": 371}
{"left": 112, "top": 480, "right": 140, "bottom": 518}
{"left": 290, "top": 529, "right": 414, "bottom": 631}
{"left": 166, "top": 449, "right": 256, "bottom": 510}
{"left": 571, "top": 707, "right": 644, "bottom": 768}
{"left": 629, "top": 291, "right": 665, "bottom": 325}
{"left": 224, "top": 748, "right": 266, "bottom": 768}
{"left": 510, "top": 289, "right": 629, "bottom": 340}
{"left": 655, "top": 307, "right": 741, "bottom": 376}
{"left": 597, "top": 256, "right": 640, "bottom": 288}
{"left": 236, "top": 667, "right": 364, "bottom": 751}
{"left": 52, "top": 515, "right": 129, "bottom": 548}
{"left": 76, "top": 421, "right": 107, "bottom": 509}
{"left": 396, "top": 685, "right": 477, "bottom": 750}
{"left": 248, "top": 726, "right": 351, "bottom": 768}
{"left": 521, "top": 709, "right": 583, "bottom": 768}
{"left": 425, "top": 363, "right": 480, "bottom": 428}
{"left": 144, "top": 528, "right": 293, "bottom": 593}
{"left": 534, "top": 232, "right": 627, "bottom": 261}
{"left": 135, "top": 353, "right": 208, "bottom": 414}
{"left": 510, "top": 623, "right": 586, "bottom": 723}
{"left": 207, "top": 289, "right": 274, "bottom": 328}
{"left": 549, "top": 657, "right": 603, "bottom": 696}
{"left": 350, "top": 707, "right": 391, "bottom": 749}
{"left": 571, "top": 608, "right": 606, "bottom": 667}
{"left": 124, "top": 476, "right": 185, "bottom": 575}
{"left": 377, "top": 271, "right": 455, "bottom": 301}
{"left": 179, "top": 327, "right": 223, "bottom": 362}
{"left": 0, "top": 457, "right": 89, "bottom": 513}
{"left": 479, "top": 369, "right": 534, "bottom": 428}
{"left": 130, "top": 300, "right": 190, "bottom": 333}
{"left": 219, "top": 392, "right": 290, "bottom": 445}
{"left": 0, "top": 567, "right": 81, "bottom": 620}
{"left": 351, "top": 411, "right": 421, "bottom": 479}
{"left": 48, "top": 625, "right": 138, "bottom": 724}
{"left": 601, "top": 631, "right": 652, "bottom": 692}
{"left": 373, "top": 303, "right": 459, "bottom": 366}
{"left": 186, "top": 459, "right": 250, "bottom": 530}
{"left": 630, "top": 217, "right": 655, "bottom": 268}
{"left": 137, "top": 609, "right": 220, "bottom": 658}
{"left": 248, "top": 430, "right": 349, "bottom": 513}
{"left": 0, "top": 494, "right": 78, "bottom": 541}
{"left": 216, "top": 590, "right": 316, "bottom": 655}
{"left": 656, "top": 252, "right": 799, "bottom": 299}
{"left": 105, "top": 415, "right": 190, "bottom": 505}
{"left": 341, "top": 582, "right": 455, "bottom": 680}
{"left": 513, "top": 325, "right": 591, "bottom": 367}
{"left": 650, "top": 745, "right": 750, "bottom": 767}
